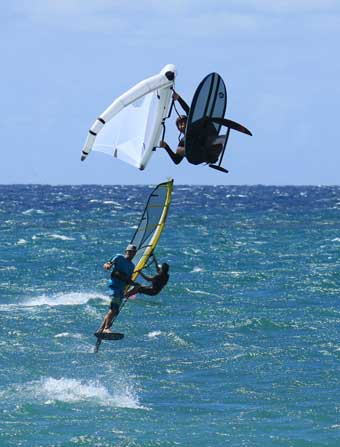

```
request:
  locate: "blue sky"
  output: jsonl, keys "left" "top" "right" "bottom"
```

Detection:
{"left": 2, "top": 0, "right": 340, "bottom": 185}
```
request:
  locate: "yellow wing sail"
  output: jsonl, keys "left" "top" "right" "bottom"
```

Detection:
{"left": 130, "top": 179, "right": 173, "bottom": 282}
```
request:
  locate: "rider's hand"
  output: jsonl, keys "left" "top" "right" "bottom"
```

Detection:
{"left": 103, "top": 262, "right": 112, "bottom": 270}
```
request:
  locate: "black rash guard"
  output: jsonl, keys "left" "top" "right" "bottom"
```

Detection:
{"left": 138, "top": 271, "right": 169, "bottom": 296}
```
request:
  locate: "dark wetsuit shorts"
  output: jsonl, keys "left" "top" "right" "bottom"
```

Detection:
{"left": 138, "top": 286, "right": 159, "bottom": 296}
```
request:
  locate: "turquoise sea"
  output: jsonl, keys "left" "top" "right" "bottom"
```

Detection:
{"left": 0, "top": 184, "right": 339, "bottom": 447}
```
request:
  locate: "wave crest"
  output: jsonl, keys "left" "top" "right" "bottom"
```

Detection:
{"left": 23, "top": 377, "right": 143, "bottom": 409}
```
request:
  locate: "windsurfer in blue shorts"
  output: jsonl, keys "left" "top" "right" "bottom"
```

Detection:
{"left": 100, "top": 244, "right": 138, "bottom": 333}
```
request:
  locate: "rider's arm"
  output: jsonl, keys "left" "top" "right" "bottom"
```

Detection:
{"left": 153, "top": 255, "right": 161, "bottom": 273}
{"left": 173, "top": 91, "right": 190, "bottom": 114}
{"left": 160, "top": 141, "right": 184, "bottom": 165}
{"left": 140, "top": 271, "right": 153, "bottom": 282}
{"left": 103, "top": 257, "right": 116, "bottom": 270}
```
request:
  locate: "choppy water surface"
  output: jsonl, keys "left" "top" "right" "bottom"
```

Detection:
{"left": 0, "top": 185, "right": 339, "bottom": 446}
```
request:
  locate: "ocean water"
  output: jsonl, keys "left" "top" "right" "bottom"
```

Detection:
{"left": 0, "top": 184, "right": 339, "bottom": 447}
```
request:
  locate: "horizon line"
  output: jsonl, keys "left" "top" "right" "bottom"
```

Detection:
{"left": 1, "top": 183, "right": 339, "bottom": 188}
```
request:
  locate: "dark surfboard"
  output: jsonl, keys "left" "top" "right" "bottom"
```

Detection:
{"left": 94, "top": 332, "right": 124, "bottom": 341}
{"left": 185, "top": 73, "right": 227, "bottom": 165}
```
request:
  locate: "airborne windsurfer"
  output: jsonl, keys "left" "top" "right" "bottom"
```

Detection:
{"left": 125, "top": 254, "right": 169, "bottom": 298}
{"left": 160, "top": 91, "right": 224, "bottom": 166}
{"left": 99, "top": 244, "right": 139, "bottom": 333}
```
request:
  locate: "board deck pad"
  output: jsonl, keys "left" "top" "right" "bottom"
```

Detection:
{"left": 94, "top": 332, "right": 124, "bottom": 341}
{"left": 185, "top": 72, "right": 227, "bottom": 165}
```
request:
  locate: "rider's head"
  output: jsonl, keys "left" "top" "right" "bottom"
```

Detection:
{"left": 161, "top": 263, "right": 169, "bottom": 273}
{"left": 176, "top": 115, "right": 187, "bottom": 133}
{"left": 125, "top": 244, "right": 137, "bottom": 259}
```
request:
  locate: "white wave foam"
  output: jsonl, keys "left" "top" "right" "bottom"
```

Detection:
{"left": 17, "top": 239, "right": 28, "bottom": 245}
{"left": 24, "top": 292, "right": 109, "bottom": 307}
{"left": 147, "top": 330, "right": 162, "bottom": 339}
{"left": 25, "top": 377, "right": 143, "bottom": 409}
{"left": 54, "top": 332, "right": 83, "bottom": 339}
{"left": 48, "top": 234, "right": 75, "bottom": 241}
{"left": 22, "top": 209, "right": 45, "bottom": 215}
{"left": 58, "top": 220, "right": 76, "bottom": 225}
{"left": 43, "top": 248, "right": 62, "bottom": 254}
{"left": 168, "top": 331, "right": 189, "bottom": 347}
{"left": 0, "top": 266, "right": 16, "bottom": 272}
{"left": 226, "top": 194, "right": 247, "bottom": 198}
{"left": 190, "top": 266, "right": 205, "bottom": 273}
{"left": 31, "top": 233, "right": 75, "bottom": 241}
{"left": 183, "top": 248, "right": 204, "bottom": 256}
{"left": 165, "top": 368, "right": 182, "bottom": 375}
{"left": 185, "top": 288, "right": 220, "bottom": 298}
{"left": 192, "top": 248, "right": 202, "bottom": 254}
{"left": 229, "top": 271, "right": 242, "bottom": 278}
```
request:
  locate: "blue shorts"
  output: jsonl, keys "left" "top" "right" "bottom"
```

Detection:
{"left": 109, "top": 291, "right": 124, "bottom": 313}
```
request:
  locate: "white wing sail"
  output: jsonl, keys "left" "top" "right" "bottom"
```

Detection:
{"left": 81, "top": 64, "right": 176, "bottom": 170}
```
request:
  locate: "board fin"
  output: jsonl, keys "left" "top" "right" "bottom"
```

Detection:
{"left": 210, "top": 117, "right": 252, "bottom": 136}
